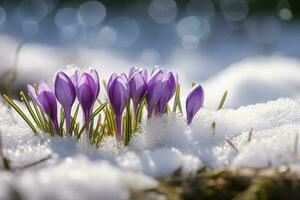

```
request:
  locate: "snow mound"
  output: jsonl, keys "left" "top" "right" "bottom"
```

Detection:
{"left": 1, "top": 98, "right": 300, "bottom": 199}
{"left": 203, "top": 56, "right": 300, "bottom": 109}
{"left": 14, "top": 157, "right": 156, "bottom": 200}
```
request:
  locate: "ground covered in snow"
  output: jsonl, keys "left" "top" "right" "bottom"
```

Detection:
{"left": 0, "top": 97, "right": 300, "bottom": 199}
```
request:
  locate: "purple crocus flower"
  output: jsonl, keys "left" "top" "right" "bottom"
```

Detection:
{"left": 72, "top": 69, "right": 100, "bottom": 124}
{"left": 158, "top": 71, "right": 176, "bottom": 114}
{"left": 54, "top": 71, "right": 76, "bottom": 134}
{"left": 186, "top": 84, "right": 204, "bottom": 125}
{"left": 27, "top": 81, "right": 59, "bottom": 132}
{"left": 146, "top": 69, "right": 163, "bottom": 118}
{"left": 128, "top": 70, "right": 147, "bottom": 113}
{"left": 107, "top": 74, "right": 130, "bottom": 141}
{"left": 129, "top": 67, "right": 148, "bottom": 82}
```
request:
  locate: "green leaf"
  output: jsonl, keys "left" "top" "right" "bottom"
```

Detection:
{"left": 105, "top": 105, "right": 116, "bottom": 136}
{"left": 94, "top": 114, "right": 102, "bottom": 136}
{"left": 3, "top": 95, "right": 38, "bottom": 134}
{"left": 191, "top": 82, "right": 196, "bottom": 87}
{"left": 88, "top": 117, "right": 94, "bottom": 143}
{"left": 74, "top": 123, "right": 80, "bottom": 136}
{"left": 77, "top": 102, "right": 107, "bottom": 139}
{"left": 20, "top": 91, "right": 42, "bottom": 129}
{"left": 40, "top": 110, "right": 50, "bottom": 133}
{"left": 95, "top": 123, "right": 107, "bottom": 147}
{"left": 124, "top": 102, "right": 132, "bottom": 146}
{"left": 133, "top": 98, "right": 145, "bottom": 132}
{"left": 217, "top": 91, "right": 228, "bottom": 110}
{"left": 70, "top": 104, "right": 80, "bottom": 136}
{"left": 31, "top": 98, "right": 47, "bottom": 131}
{"left": 59, "top": 108, "right": 65, "bottom": 136}
{"left": 172, "top": 84, "right": 183, "bottom": 114}
{"left": 47, "top": 111, "right": 55, "bottom": 136}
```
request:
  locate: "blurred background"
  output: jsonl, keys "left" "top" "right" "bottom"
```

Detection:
{"left": 0, "top": 0, "right": 299, "bottom": 108}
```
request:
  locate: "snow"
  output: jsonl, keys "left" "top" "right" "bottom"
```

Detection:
{"left": 1, "top": 52, "right": 300, "bottom": 198}
{"left": 1, "top": 97, "right": 300, "bottom": 199}
{"left": 203, "top": 56, "right": 300, "bottom": 109}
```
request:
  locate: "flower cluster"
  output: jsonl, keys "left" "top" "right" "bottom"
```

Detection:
{"left": 3, "top": 67, "right": 204, "bottom": 146}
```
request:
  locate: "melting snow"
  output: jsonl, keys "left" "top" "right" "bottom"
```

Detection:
{"left": 0, "top": 97, "right": 300, "bottom": 199}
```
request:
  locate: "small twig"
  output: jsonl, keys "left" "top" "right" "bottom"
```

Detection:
{"left": 13, "top": 154, "right": 52, "bottom": 171}
{"left": 226, "top": 139, "right": 238, "bottom": 153}
{"left": 247, "top": 128, "right": 253, "bottom": 142}
{"left": 211, "top": 121, "right": 216, "bottom": 135}
{"left": 1, "top": 130, "right": 52, "bottom": 172}
{"left": 0, "top": 42, "right": 23, "bottom": 97}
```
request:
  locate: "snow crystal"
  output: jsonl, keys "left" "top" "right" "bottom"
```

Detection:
{"left": 117, "top": 148, "right": 202, "bottom": 177}
{"left": 14, "top": 157, "right": 156, "bottom": 200}
{"left": 1, "top": 97, "right": 300, "bottom": 199}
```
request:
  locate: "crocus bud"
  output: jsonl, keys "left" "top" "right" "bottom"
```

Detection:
{"left": 146, "top": 69, "right": 163, "bottom": 118}
{"left": 186, "top": 84, "right": 204, "bottom": 125}
{"left": 129, "top": 71, "right": 147, "bottom": 113}
{"left": 54, "top": 71, "right": 76, "bottom": 134}
{"left": 107, "top": 73, "right": 117, "bottom": 91}
{"left": 107, "top": 74, "right": 130, "bottom": 141}
{"left": 27, "top": 81, "right": 59, "bottom": 132}
{"left": 73, "top": 69, "right": 100, "bottom": 124}
{"left": 158, "top": 71, "right": 176, "bottom": 114}
{"left": 129, "top": 67, "right": 148, "bottom": 82}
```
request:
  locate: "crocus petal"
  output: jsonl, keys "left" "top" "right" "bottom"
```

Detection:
{"left": 151, "top": 66, "right": 160, "bottom": 75}
{"left": 107, "top": 73, "right": 117, "bottom": 91}
{"left": 129, "top": 67, "right": 148, "bottom": 82}
{"left": 27, "top": 84, "right": 46, "bottom": 114}
{"left": 55, "top": 71, "right": 76, "bottom": 133}
{"left": 36, "top": 81, "right": 58, "bottom": 131}
{"left": 128, "top": 67, "right": 138, "bottom": 79}
{"left": 121, "top": 73, "right": 130, "bottom": 92}
{"left": 90, "top": 68, "right": 100, "bottom": 100}
{"left": 71, "top": 69, "right": 83, "bottom": 89}
{"left": 158, "top": 71, "right": 176, "bottom": 113}
{"left": 146, "top": 69, "right": 163, "bottom": 117}
{"left": 108, "top": 76, "right": 129, "bottom": 115}
{"left": 54, "top": 71, "right": 76, "bottom": 111}
{"left": 108, "top": 75, "right": 130, "bottom": 141}
{"left": 129, "top": 71, "right": 147, "bottom": 109}
{"left": 186, "top": 84, "right": 204, "bottom": 125}
{"left": 37, "top": 81, "right": 53, "bottom": 95}
{"left": 77, "top": 73, "right": 97, "bottom": 112}
{"left": 139, "top": 68, "right": 148, "bottom": 83}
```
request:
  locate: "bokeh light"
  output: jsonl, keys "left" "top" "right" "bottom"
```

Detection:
{"left": 148, "top": 0, "right": 177, "bottom": 24}
{"left": 22, "top": 20, "right": 39, "bottom": 36}
{"left": 77, "top": 1, "right": 106, "bottom": 27}
{"left": 279, "top": 8, "right": 293, "bottom": 21}
{"left": 55, "top": 7, "right": 79, "bottom": 29}
{"left": 244, "top": 15, "right": 282, "bottom": 45}
{"left": 108, "top": 17, "right": 140, "bottom": 47}
{"left": 96, "top": 26, "right": 117, "bottom": 47}
{"left": 176, "top": 16, "right": 211, "bottom": 45}
{"left": 221, "top": 0, "right": 249, "bottom": 22}
{"left": 0, "top": 6, "right": 6, "bottom": 25}
{"left": 186, "top": 0, "right": 215, "bottom": 18}
{"left": 16, "top": 0, "right": 49, "bottom": 23}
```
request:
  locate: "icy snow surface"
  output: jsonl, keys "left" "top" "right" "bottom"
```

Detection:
{"left": 0, "top": 98, "right": 300, "bottom": 199}
{"left": 203, "top": 56, "right": 300, "bottom": 109}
